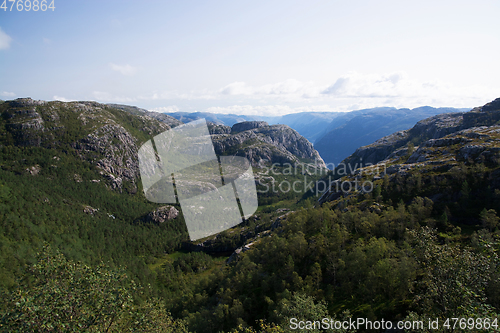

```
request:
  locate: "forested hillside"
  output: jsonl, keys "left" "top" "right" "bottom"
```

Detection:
{"left": 0, "top": 98, "right": 190, "bottom": 288}
{"left": 1, "top": 97, "right": 500, "bottom": 332}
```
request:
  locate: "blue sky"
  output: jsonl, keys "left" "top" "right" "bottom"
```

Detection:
{"left": 1, "top": 0, "right": 499, "bottom": 115}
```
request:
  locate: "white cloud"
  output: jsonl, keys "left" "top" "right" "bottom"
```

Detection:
{"left": 53, "top": 95, "right": 74, "bottom": 102}
{"left": 213, "top": 73, "right": 496, "bottom": 108}
{"left": 139, "top": 91, "right": 216, "bottom": 101}
{"left": 150, "top": 106, "right": 179, "bottom": 113}
{"left": 220, "top": 82, "right": 253, "bottom": 95}
{"left": 258, "top": 79, "right": 314, "bottom": 96}
{"left": 206, "top": 105, "right": 292, "bottom": 116}
{"left": 0, "top": 27, "right": 12, "bottom": 50}
{"left": 219, "top": 79, "right": 318, "bottom": 99}
{"left": 109, "top": 63, "right": 138, "bottom": 76}
{"left": 105, "top": 73, "right": 497, "bottom": 116}
{"left": 1, "top": 91, "right": 15, "bottom": 97}
{"left": 43, "top": 37, "right": 51, "bottom": 45}
{"left": 322, "top": 72, "right": 413, "bottom": 97}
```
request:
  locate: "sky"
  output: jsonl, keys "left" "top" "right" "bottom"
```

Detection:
{"left": 1, "top": 0, "right": 499, "bottom": 116}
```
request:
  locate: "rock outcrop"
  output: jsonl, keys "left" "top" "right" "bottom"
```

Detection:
{"left": 207, "top": 122, "right": 231, "bottom": 134}
{"left": 144, "top": 205, "right": 179, "bottom": 224}
{"left": 212, "top": 123, "right": 326, "bottom": 169}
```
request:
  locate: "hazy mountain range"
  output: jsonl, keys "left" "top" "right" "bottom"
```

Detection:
{"left": 313, "top": 106, "right": 469, "bottom": 166}
{"left": 163, "top": 106, "right": 469, "bottom": 167}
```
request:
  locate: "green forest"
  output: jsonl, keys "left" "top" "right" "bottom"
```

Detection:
{"left": 1, "top": 99, "right": 500, "bottom": 332}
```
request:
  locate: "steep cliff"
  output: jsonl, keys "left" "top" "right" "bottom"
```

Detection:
{"left": 211, "top": 121, "right": 326, "bottom": 168}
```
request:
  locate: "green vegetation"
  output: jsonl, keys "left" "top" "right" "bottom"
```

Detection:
{"left": 149, "top": 159, "right": 500, "bottom": 332}
{"left": 0, "top": 146, "right": 188, "bottom": 291}
{"left": 1, "top": 245, "right": 188, "bottom": 332}
{"left": 1, "top": 98, "right": 500, "bottom": 332}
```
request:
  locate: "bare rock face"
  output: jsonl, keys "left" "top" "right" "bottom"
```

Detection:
{"left": 26, "top": 165, "right": 42, "bottom": 175}
{"left": 4, "top": 102, "right": 46, "bottom": 146}
{"left": 207, "top": 122, "right": 231, "bottom": 134}
{"left": 145, "top": 206, "right": 179, "bottom": 224}
{"left": 74, "top": 123, "right": 140, "bottom": 189}
{"left": 83, "top": 205, "right": 98, "bottom": 215}
{"left": 410, "top": 112, "right": 464, "bottom": 139}
{"left": 212, "top": 122, "right": 326, "bottom": 168}
{"left": 8, "top": 98, "right": 46, "bottom": 107}
{"left": 457, "top": 144, "right": 488, "bottom": 161}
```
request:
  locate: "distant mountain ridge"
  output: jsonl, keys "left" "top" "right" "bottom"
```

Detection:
{"left": 111, "top": 104, "right": 468, "bottom": 169}
{"left": 164, "top": 111, "right": 255, "bottom": 127}
{"left": 314, "top": 106, "right": 469, "bottom": 166}
{"left": 165, "top": 111, "right": 340, "bottom": 143}
{"left": 108, "top": 103, "right": 183, "bottom": 128}
{"left": 341, "top": 98, "right": 500, "bottom": 168}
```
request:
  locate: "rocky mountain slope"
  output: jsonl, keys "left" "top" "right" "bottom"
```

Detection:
{"left": 210, "top": 121, "right": 326, "bottom": 168}
{"left": 320, "top": 97, "right": 500, "bottom": 205}
{"left": 1, "top": 99, "right": 325, "bottom": 191}
{"left": 1, "top": 98, "right": 173, "bottom": 193}
{"left": 164, "top": 98, "right": 500, "bottom": 331}
{"left": 314, "top": 106, "right": 468, "bottom": 166}
{"left": 342, "top": 98, "right": 500, "bottom": 168}
{"left": 0, "top": 97, "right": 327, "bottom": 290}
{"left": 0, "top": 98, "right": 192, "bottom": 293}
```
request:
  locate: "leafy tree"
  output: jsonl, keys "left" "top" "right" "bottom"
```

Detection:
{"left": 0, "top": 245, "right": 187, "bottom": 332}
{"left": 480, "top": 208, "right": 499, "bottom": 232}
{"left": 408, "top": 228, "right": 499, "bottom": 318}
{"left": 273, "top": 293, "right": 326, "bottom": 333}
